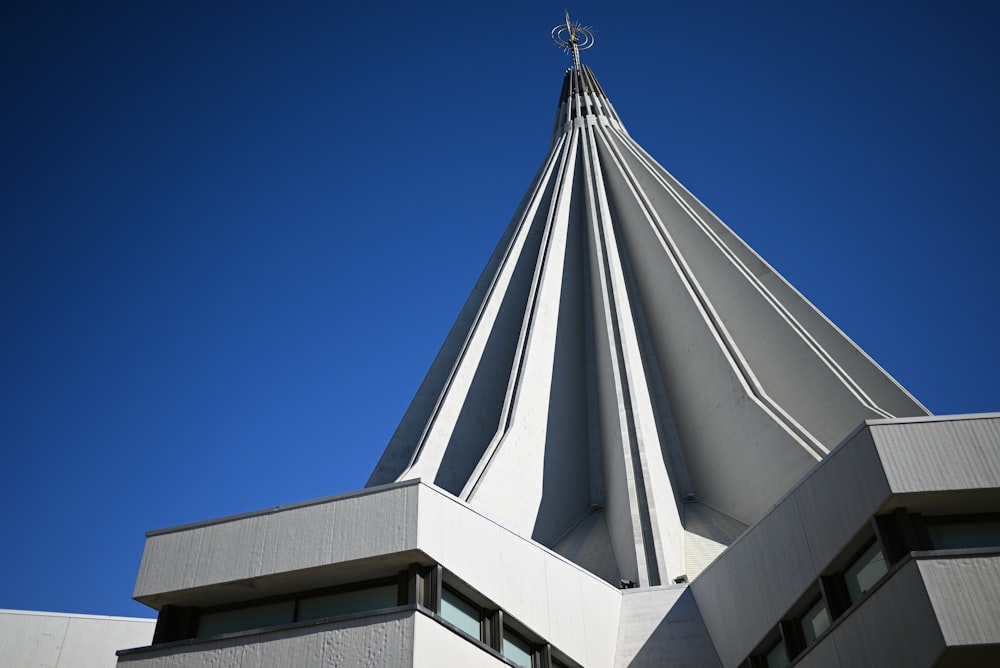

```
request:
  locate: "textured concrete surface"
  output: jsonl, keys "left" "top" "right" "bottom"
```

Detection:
{"left": 0, "top": 610, "right": 154, "bottom": 668}
{"left": 134, "top": 482, "right": 421, "bottom": 607}
{"left": 871, "top": 414, "right": 1000, "bottom": 493}
{"left": 919, "top": 555, "right": 1000, "bottom": 647}
{"left": 117, "top": 611, "right": 414, "bottom": 668}
{"left": 133, "top": 482, "right": 623, "bottom": 667}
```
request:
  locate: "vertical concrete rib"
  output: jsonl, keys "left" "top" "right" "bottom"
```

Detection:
{"left": 583, "top": 120, "right": 656, "bottom": 585}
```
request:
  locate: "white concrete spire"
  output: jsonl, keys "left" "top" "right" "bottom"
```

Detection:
{"left": 367, "top": 65, "right": 928, "bottom": 586}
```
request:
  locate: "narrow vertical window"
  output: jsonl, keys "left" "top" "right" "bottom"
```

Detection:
{"left": 503, "top": 626, "right": 533, "bottom": 668}
{"left": 764, "top": 638, "right": 789, "bottom": 668}
{"left": 440, "top": 587, "right": 482, "bottom": 640}
{"left": 799, "top": 597, "right": 830, "bottom": 645}
{"left": 843, "top": 541, "right": 887, "bottom": 603}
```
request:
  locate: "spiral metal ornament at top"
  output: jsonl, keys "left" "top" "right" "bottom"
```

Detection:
{"left": 551, "top": 11, "right": 594, "bottom": 69}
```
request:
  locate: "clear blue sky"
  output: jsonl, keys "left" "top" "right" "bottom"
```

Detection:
{"left": 1, "top": 1, "right": 997, "bottom": 618}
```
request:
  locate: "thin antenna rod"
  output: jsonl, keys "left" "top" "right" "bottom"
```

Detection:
{"left": 551, "top": 10, "right": 594, "bottom": 68}
{"left": 565, "top": 10, "right": 581, "bottom": 70}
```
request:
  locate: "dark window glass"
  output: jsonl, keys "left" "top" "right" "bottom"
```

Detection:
{"left": 197, "top": 600, "right": 295, "bottom": 638}
{"left": 298, "top": 584, "right": 398, "bottom": 621}
{"left": 927, "top": 519, "right": 1000, "bottom": 550}
{"left": 765, "top": 638, "right": 789, "bottom": 668}
{"left": 800, "top": 597, "right": 830, "bottom": 645}
{"left": 844, "top": 541, "right": 887, "bottom": 603}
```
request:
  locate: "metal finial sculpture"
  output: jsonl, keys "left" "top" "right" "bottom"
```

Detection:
{"left": 551, "top": 10, "right": 594, "bottom": 69}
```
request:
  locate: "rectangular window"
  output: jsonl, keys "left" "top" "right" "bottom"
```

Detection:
{"left": 298, "top": 583, "right": 398, "bottom": 622}
{"left": 927, "top": 519, "right": 1000, "bottom": 550}
{"left": 799, "top": 597, "right": 830, "bottom": 645}
{"left": 440, "top": 587, "right": 481, "bottom": 640}
{"left": 503, "top": 627, "right": 533, "bottom": 668}
{"left": 843, "top": 541, "right": 887, "bottom": 603}
{"left": 764, "top": 638, "right": 789, "bottom": 668}
{"left": 196, "top": 600, "right": 295, "bottom": 638}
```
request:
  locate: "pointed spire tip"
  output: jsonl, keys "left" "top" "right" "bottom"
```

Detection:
{"left": 551, "top": 11, "right": 594, "bottom": 69}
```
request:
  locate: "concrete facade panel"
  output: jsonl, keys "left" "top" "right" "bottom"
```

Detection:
{"left": 683, "top": 563, "right": 741, "bottom": 665}
{"left": 541, "top": 554, "right": 590, "bottom": 660}
{"left": 116, "top": 612, "right": 414, "bottom": 668}
{"left": 792, "top": 631, "right": 843, "bottom": 668}
{"left": 918, "top": 556, "right": 1000, "bottom": 646}
{"left": 0, "top": 610, "right": 155, "bottom": 668}
{"left": 498, "top": 519, "right": 553, "bottom": 638}
{"left": 747, "top": 494, "right": 816, "bottom": 613}
{"left": 415, "top": 485, "right": 505, "bottom": 602}
{"left": 871, "top": 416, "right": 1000, "bottom": 493}
{"left": 688, "top": 528, "right": 778, "bottom": 665}
{"left": 790, "top": 428, "right": 890, "bottom": 565}
{"left": 63, "top": 616, "right": 157, "bottom": 664}
{"left": 0, "top": 611, "right": 67, "bottom": 667}
{"left": 411, "top": 613, "right": 508, "bottom": 668}
{"left": 134, "top": 483, "right": 419, "bottom": 604}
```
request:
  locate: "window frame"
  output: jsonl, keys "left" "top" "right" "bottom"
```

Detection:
{"left": 439, "top": 583, "right": 486, "bottom": 643}
{"left": 156, "top": 573, "right": 407, "bottom": 643}
{"left": 841, "top": 538, "right": 888, "bottom": 605}
{"left": 923, "top": 512, "right": 1000, "bottom": 551}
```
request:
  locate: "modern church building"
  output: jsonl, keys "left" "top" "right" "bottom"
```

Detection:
{"left": 7, "top": 16, "right": 999, "bottom": 668}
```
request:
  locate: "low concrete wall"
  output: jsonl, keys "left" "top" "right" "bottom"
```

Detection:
{"left": 0, "top": 610, "right": 155, "bottom": 668}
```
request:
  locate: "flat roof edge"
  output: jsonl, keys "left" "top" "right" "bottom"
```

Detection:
{"left": 145, "top": 479, "right": 422, "bottom": 537}
{"left": 0, "top": 608, "right": 156, "bottom": 622}
{"left": 865, "top": 411, "right": 1000, "bottom": 427}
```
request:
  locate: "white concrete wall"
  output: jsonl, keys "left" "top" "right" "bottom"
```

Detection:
{"left": 411, "top": 613, "right": 509, "bottom": 668}
{"left": 0, "top": 610, "right": 155, "bottom": 668}
{"left": 417, "top": 484, "right": 622, "bottom": 668}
